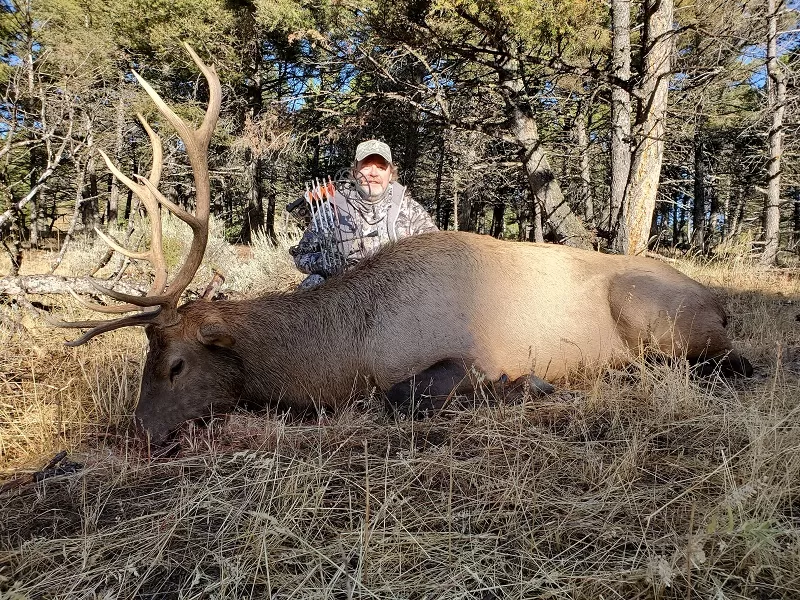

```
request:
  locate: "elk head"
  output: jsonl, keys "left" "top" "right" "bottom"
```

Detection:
{"left": 54, "top": 44, "right": 228, "bottom": 443}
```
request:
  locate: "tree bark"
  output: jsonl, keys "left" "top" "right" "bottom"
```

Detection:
{"left": 532, "top": 196, "right": 544, "bottom": 243}
{"left": 107, "top": 74, "right": 125, "bottom": 226}
{"left": 81, "top": 152, "right": 99, "bottom": 228}
{"left": 721, "top": 171, "right": 730, "bottom": 240}
{"left": 576, "top": 100, "right": 594, "bottom": 225}
{"left": 434, "top": 137, "right": 445, "bottom": 228}
{"left": 0, "top": 275, "right": 146, "bottom": 297}
{"left": 457, "top": 182, "right": 472, "bottom": 232}
{"left": 2, "top": 215, "right": 23, "bottom": 275}
{"left": 496, "top": 54, "right": 593, "bottom": 249}
{"left": 239, "top": 30, "right": 265, "bottom": 244}
{"left": 240, "top": 151, "right": 265, "bottom": 243}
{"left": 792, "top": 190, "right": 800, "bottom": 252}
{"left": 452, "top": 176, "right": 459, "bottom": 232}
{"left": 761, "top": 0, "right": 786, "bottom": 265}
{"left": 691, "top": 129, "right": 706, "bottom": 251}
{"left": 29, "top": 191, "right": 39, "bottom": 249}
{"left": 707, "top": 181, "right": 722, "bottom": 250}
{"left": 28, "top": 147, "right": 44, "bottom": 248}
{"left": 51, "top": 157, "right": 87, "bottom": 273}
{"left": 610, "top": 0, "right": 632, "bottom": 237}
{"left": 617, "top": 0, "right": 674, "bottom": 255}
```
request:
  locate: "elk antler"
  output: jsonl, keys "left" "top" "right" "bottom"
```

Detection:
{"left": 55, "top": 43, "right": 222, "bottom": 346}
{"left": 68, "top": 114, "right": 167, "bottom": 315}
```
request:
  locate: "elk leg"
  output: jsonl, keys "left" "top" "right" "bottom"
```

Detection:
{"left": 494, "top": 373, "right": 555, "bottom": 402}
{"left": 385, "top": 360, "right": 472, "bottom": 416}
{"left": 385, "top": 363, "right": 558, "bottom": 417}
{"left": 690, "top": 350, "right": 753, "bottom": 377}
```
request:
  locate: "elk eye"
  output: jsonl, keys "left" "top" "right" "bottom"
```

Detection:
{"left": 169, "top": 359, "right": 185, "bottom": 383}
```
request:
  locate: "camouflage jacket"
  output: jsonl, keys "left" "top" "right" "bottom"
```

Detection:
{"left": 291, "top": 181, "right": 438, "bottom": 278}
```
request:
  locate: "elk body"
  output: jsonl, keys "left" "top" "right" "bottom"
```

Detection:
{"left": 133, "top": 232, "right": 749, "bottom": 441}
{"left": 58, "top": 47, "right": 751, "bottom": 443}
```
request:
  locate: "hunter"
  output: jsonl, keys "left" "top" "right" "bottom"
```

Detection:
{"left": 291, "top": 139, "right": 438, "bottom": 289}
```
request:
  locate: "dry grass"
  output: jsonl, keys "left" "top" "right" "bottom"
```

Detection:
{"left": 1, "top": 239, "right": 799, "bottom": 599}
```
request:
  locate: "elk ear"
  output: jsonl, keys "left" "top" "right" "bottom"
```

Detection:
{"left": 197, "top": 322, "right": 235, "bottom": 348}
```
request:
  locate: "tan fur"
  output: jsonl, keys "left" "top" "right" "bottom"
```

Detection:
{"left": 135, "top": 231, "right": 746, "bottom": 442}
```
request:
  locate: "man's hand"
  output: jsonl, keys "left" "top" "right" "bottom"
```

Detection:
{"left": 289, "top": 229, "right": 323, "bottom": 257}
{"left": 290, "top": 228, "right": 344, "bottom": 277}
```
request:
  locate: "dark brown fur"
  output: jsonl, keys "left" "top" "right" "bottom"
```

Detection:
{"left": 135, "top": 231, "right": 751, "bottom": 442}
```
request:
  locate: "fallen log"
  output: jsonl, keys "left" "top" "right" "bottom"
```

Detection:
{"left": 0, "top": 275, "right": 147, "bottom": 298}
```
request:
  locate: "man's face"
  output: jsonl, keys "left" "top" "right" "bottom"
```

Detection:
{"left": 356, "top": 154, "right": 391, "bottom": 199}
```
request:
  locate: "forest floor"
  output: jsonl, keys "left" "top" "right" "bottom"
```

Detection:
{"left": 1, "top": 228, "right": 800, "bottom": 599}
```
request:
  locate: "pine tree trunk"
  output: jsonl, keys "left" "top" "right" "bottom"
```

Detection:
{"left": 108, "top": 75, "right": 125, "bottom": 226}
{"left": 532, "top": 198, "right": 544, "bottom": 243}
{"left": 239, "top": 34, "right": 265, "bottom": 244}
{"left": 29, "top": 193, "right": 38, "bottom": 248}
{"left": 457, "top": 184, "right": 472, "bottom": 232}
{"left": 671, "top": 196, "right": 679, "bottom": 248}
{"left": 610, "top": 0, "right": 632, "bottom": 237}
{"left": 708, "top": 185, "right": 722, "bottom": 250}
{"left": 3, "top": 213, "right": 23, "bottom": 275}
{"left": 52, "top": 157, "right": 86, "bottom": 272}
{"left": 28, "top": 146, "right": 45, "bottom": 248}
{"left": 81, "top": 152, "right": 99, "bottom": 229}
{"left": 721, "top": 172, "right": 730, "bottom": 240}
{"left": 240, "top": 152, "right": 265, "bottom": 243}
{"left": 452, "top": 182, "right": 458, "bottom": 232}
{"left": 761, "top": 0, "right": 786, "bottom": 265}
{"left": 691, "top": 130, "right": 706, "bottom": 251}
{"left": 617, "top": 0, "right": 674, "bottom": 255}
{"left": 576, "top": 100, "right": 595, "bottom": 225}
{"left": 792, "top": 191, "right": 800, "bottom": 252}
{"left": 491, "top": 203, "right": 505, "bottom": 238}
{"left": 510, "top": 105, "right": 593, "bottom": 248}
{"left": 496, "top": 53, "right": 593, "bottom": 249}
{"left": 434, "top": 137, "right": 445, "bottom": 229}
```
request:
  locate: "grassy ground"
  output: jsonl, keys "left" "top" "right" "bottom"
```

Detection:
{"left": 1, "top": 232, "right": 799, "bottom": 599}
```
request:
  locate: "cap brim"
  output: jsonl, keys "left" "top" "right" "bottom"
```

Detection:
{"left": 356, "top": 150, "right": 392, "bottom": 163}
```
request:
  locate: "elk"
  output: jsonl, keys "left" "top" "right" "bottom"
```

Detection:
{"left": 57, "top": 46, "right": 752, "bottom": 444}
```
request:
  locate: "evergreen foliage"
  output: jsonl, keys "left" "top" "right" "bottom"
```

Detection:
{"left": 0, "top": 0, "right": 797, "bottom": 260}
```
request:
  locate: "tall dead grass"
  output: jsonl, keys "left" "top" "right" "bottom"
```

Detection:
{"left": 1, "top": 239, "right": 799, "bottom": 599}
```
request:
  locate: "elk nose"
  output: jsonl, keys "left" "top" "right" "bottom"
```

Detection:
{"left": 134, "top": 414, "right": 170, "bottom": 446}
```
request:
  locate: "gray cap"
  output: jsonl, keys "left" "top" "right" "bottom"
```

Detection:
{"left": 355, "top": 139, "right": 392, "bottom": 164}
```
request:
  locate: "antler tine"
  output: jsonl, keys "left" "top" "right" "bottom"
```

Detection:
{"left": 73, "top": 116, "right": 169, "bottom": 314}
{"left": 68, "top": 287, "right": 144, "bottom": 315}
{"left": 137, "top": 176, "right": 199, "bottom": 227}
{"left": 47, "top": 307, "right": 163, "bottom": 347}
{"left": 93, "top": 227, "right": 149, "bottom": 261}
{"left": 131, "top": 43, "right": 221, "bottom": 306}
{"left": 139, "top": 114, "right": 164, "bottom": 190}
{"left": 183, "top": 42, "right": 223, "bottom": 149}
{"left": 132, "top": 113, "right": 169, "bottom": 297}
{"left": 66, "top": 278, "right": 165, "bottom": 315}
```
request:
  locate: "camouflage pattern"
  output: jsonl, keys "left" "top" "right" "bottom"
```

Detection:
{"left": 355, "top": 139, "right": 392, "bottom": 163}
{"left": 291, "top": 181, "right": 437, "bottom": 283}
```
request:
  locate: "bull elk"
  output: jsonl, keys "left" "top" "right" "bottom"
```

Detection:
{"left": 56, "top": 46, "right": 752, "bottom": 443}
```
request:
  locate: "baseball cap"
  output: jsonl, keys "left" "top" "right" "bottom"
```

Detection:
{"left": 355, "top": 140, "right": 392, "bottom": 164}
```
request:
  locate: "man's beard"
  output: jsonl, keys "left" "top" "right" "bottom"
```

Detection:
{"left": 361, "top": 181, "right": 388, "bottom": 200}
